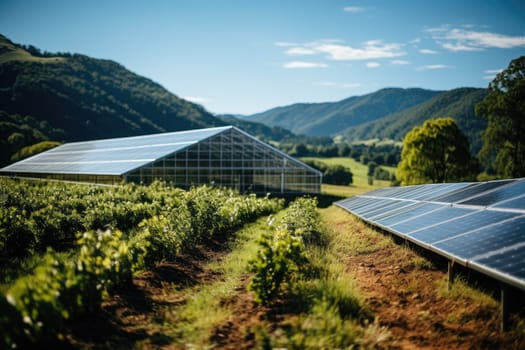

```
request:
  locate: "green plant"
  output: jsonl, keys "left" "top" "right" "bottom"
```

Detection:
{"left": 249, "top": 229, "right": 307, "bottom": 304}
{"left": 279, "top": 300, "right": 361, "bottom": 349}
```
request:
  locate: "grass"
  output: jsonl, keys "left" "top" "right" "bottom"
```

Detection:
{"left": 266, "top": 202, "right": 389, "bottom": 349}
{"left": 320, "top": 205, "right": 392, "bottom": 257}
{"left": 161, "top": 216, "right": 269, "bottom": 347}
{"left": 437, "top": 276, "right": 499, "bottom": 308}
{"left": 0, "top": 48, "right": 65, "bottom": 64}
{"left": 301, "top": 156, "right": 396, "bottom": 189}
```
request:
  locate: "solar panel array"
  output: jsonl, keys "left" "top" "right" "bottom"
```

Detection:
{"left": 335, "top": 179, "right": 525, "bottom": 290}
{"left": 0, "top": 126, "right": 231, "bottom": 175}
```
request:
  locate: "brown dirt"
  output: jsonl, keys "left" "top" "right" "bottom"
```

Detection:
{"left": 335, "top": 212, "right": 525, "bottom": 350}
{"left": 64, "top": 238, "right": 231, "bottom": 349}
{"left": 63, "top": 209, "right": 525, "bottom": 349}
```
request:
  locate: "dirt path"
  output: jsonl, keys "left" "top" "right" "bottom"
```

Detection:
{"left": 64, "top": 237, "right": 231, "bottom": 349}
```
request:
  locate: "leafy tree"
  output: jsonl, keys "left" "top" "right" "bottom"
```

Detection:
{"left": 303, "top": 160, "right": 353, "bottom": 185}
{"left": 475, "top": 56, "right": 525, "bottom": 177}
{"left": 290, "top": 143, "right": 309, "bottom": 157}
{"left": 397, "top": 117, "right": 478, "bottom": 185}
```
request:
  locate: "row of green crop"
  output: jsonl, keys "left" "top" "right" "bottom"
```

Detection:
{"left": 248, "top": 197, "right": 324, "bottom": 304}
{"left": 248, "top": 197, "right": 370, "bottom": 348}
{"left": 0, "top": 179, "right": 283, "bottom": 348}
{"left": 0, "top": 179, "right": 280, "bottom": 259}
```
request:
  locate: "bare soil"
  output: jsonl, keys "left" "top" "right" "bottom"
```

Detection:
{"left": 63, "top": 209, "right": 525, "bottom": 349}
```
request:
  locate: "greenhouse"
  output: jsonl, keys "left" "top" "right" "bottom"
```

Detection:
{"left": 0, "top": 126, "right": 322, "bottom": 194}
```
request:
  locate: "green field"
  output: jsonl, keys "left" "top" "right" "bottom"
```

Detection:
{"left": 301, "top": 156, "right": 396, "bottom": 191}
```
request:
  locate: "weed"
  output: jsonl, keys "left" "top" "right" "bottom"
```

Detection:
{"left": 436, "top": 276, "right": 498, "bottom": 308}
{"left": 408, "top": 256, "right": 434, "bottom": 270}
{"left": 358, "top": 318, "right": 392, "bottom": 349}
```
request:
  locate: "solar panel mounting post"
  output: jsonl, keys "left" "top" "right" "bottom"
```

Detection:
{"left": 448, "top": 260, "right": 456, "bottom": 290}
{"left": 501, "top": 284, "right": 509, "bottom": 332}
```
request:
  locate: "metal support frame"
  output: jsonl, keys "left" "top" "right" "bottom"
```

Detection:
{"left": 501, "top": 284, "right": 509, "bottom": 332}
{"left": 448, "top": 260, "right": 456, "bottom": 290}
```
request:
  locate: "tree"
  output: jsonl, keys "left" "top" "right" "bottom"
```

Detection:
{"left": 475, "top": 56, "right": 525, "bottom": 178}
{"left": 397, "top": 117, "right": 478, "bottom": 185}
{"left": 290, "top": 143, "right": 309, "bottom": 157}
{"left": 10, "top": 141, "right": 62, "bottom": 162}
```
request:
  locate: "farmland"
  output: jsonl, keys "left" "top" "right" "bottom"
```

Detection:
{"left": 1, "top": 178, "right": 524, "bottom": 349}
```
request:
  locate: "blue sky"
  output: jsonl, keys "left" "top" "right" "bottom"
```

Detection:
{"left": 1, "top": 1, "right": 524, "bottom": 115}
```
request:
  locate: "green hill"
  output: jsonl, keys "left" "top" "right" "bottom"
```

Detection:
{"left": 216, "top": 114, "right": 295, "bottom": 141}
{"left": 339, "top": 87, "right": 488, "bottom": 153}
{"left": 242, "top": 88, "right": 442, "bottom": 136}
{"left": 0, "top": 34, "right": 294, "bottom": 166}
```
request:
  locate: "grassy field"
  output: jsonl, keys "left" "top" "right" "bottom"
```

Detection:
{"left": 301, "top": 156, "right": 395, "bottom": 193}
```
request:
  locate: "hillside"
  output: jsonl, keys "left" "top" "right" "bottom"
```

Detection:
{"left": 217, "top": 114, "right": 295, "bottom": 141}
{"left": 0, "top": 34, "right": 228, "bottom": 165}
{"left": 339, "top": 87, "right": 488, "bottom": 153}
{"left": 242, "top": 88, "right": 442, "bottom": 136}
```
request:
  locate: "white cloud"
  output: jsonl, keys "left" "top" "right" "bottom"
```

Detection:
{"left": 484, "top": 69, "right": 503, "bottom": 74}
{"left": 343, "top": 6, "right": 365, "bottom": 13}
{"left": 318, "top": 81, "right": 361, "bottom": 88}
{"left": 277, "top": 39, "right": 405, "bottom": 62}
{"left": 184, "top": 96, "right": 209, "bottom": 104}
{"left": 285, "top": 47, "right": 318, "bottom": 56}
{"left": 416, "top": 64, "right": 451, "bottom": 71}
{"left": 315, "top": 40, "right": 405, "bottom": 61}
{"left": 274, "top": 41, "right": 297, "bottom": 47}
{"left": 483, "top": 69, "right": 503, "bottom": 80}
{"left": 427, "top": 25, "right": 525, "bottom": 51}
{"left": 343, "top": 82, "right": 362, "bottom": 88}
{"left": 419, "top": 49, "right": 437, "bottom": 54}
{"left": 391, "top": 59, "right": 410, "bottom": 65}
{"left": 366, "top": 62, "right": 380, "bottom": 68}
{"left": 441, "top": 42, "right": 482, "bottom": 52}
{"left": 283, "top": 61, "right": 328, "bottom": 69}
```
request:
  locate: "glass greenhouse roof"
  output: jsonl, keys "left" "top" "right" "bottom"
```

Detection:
{"left": 0, "top": 126, "right": 232, "bottom": 175}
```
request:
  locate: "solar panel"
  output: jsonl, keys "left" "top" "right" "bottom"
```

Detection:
{"left": 459, "top": 179, "right": 525, "bottom": 207}
{"left": 493, "top": 194, "right": 525, "bottom": 210}
{"left": 409, "top": 210, "right": 520, "bottom": 244}
{"left": 473, "top": 245, "right": 525, "bottom": 280}
{"left": 390, "top": 206, "right": 473, "bottom": 235}
{"left": 335, "top": 178, "right": 525, "bottom": 291}
{"left": 359, "top": 199, "right": 413, "bottom": 220}
{"left": 433, "top": 216, "right": 525, "bottom": 260}
{"left": 376, "top": 203, "right": 444, "bottom": 228}
{"left": 414, "top": 183, "right": 473, "bottom": 201}
{"left": 366, "top": 201, "right": 421, "bottom": 221}
{"left": 0, "top": 126, "right": 230, "bottom": 175}
{"left": 432, "top": 179, "right": 515, "bottom": 203}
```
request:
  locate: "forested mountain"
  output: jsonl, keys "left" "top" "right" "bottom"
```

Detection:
{"left": 216, "top": 114, "right": 295, "bottom": 141}
{"left": 0, "top": 34, "right": 228, "bottom": 165}
{"left": 339, "top": 87, "right": 488, "bottom": 153}
{"left": 0, "top": 33, "right": 490, "bottom": 168}
{"left": 242, "top": 88, "right": 442, "bottom": 136}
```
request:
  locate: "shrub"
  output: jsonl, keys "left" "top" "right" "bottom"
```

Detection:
{"left": 248, "top": 229, "right": 307, "bottom": 304}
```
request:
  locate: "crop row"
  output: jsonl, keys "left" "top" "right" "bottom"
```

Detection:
{"left": 248, "top": 197, "right": 322, "bottom": 304}
{"left": 0, "top": 179, "right": 283, "bottom": 347}
{"left": 248, "top": 197, "right": 368, "bottom": 348}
